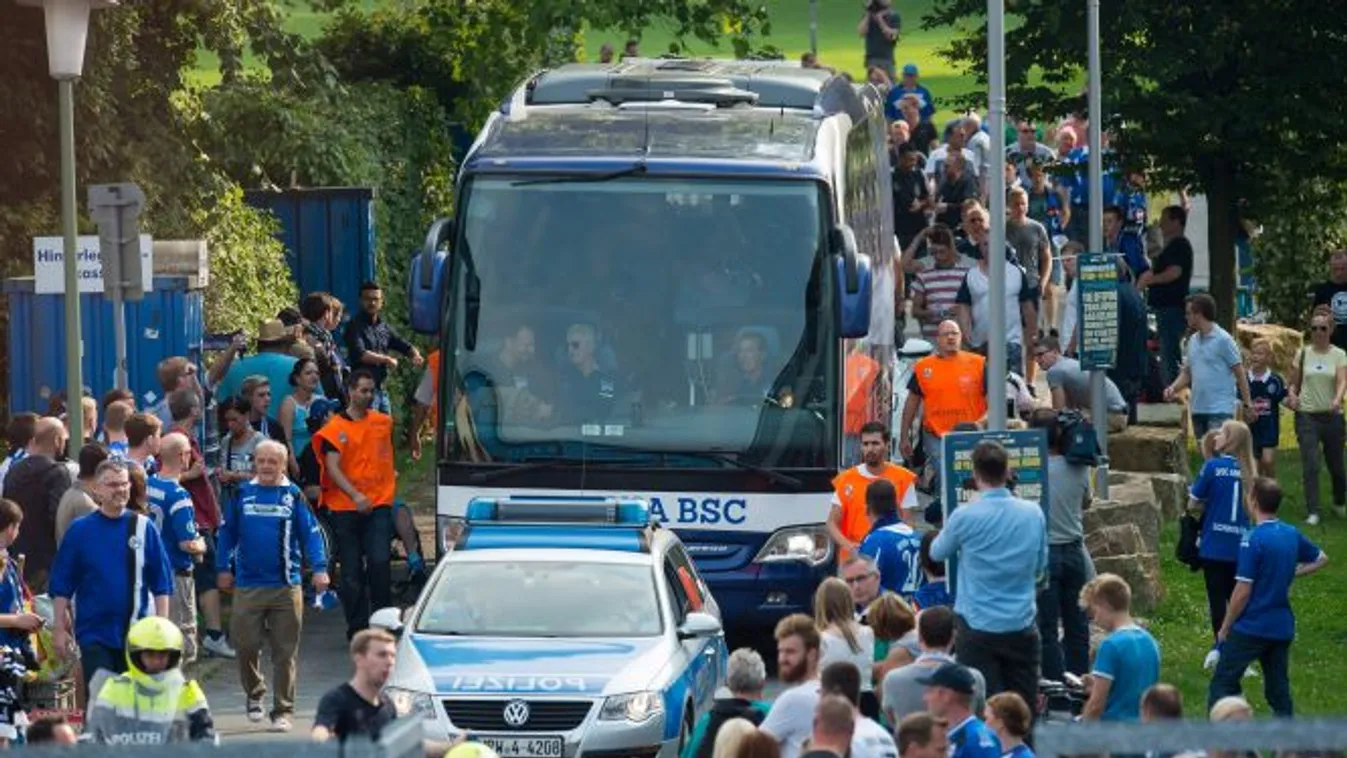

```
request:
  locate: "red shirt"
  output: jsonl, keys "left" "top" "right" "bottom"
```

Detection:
{"left": 173, "top": 424, "right": 221, "bottom": 530}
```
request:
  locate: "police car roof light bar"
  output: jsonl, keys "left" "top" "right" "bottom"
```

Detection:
{"left": 465, "top": 497, "right": 652, "bottom": 527}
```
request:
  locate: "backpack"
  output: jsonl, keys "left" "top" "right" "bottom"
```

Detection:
{"left": 1058, "top": 409, "right": 1102, "bottom": 467}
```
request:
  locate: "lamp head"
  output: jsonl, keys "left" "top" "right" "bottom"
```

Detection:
{"left": 17, "top": 0, "right": 118, "bottom": 80}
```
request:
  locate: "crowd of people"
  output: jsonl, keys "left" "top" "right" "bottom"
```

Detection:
{"left": 0, "top": 280, "right": 433, "bottom": 745}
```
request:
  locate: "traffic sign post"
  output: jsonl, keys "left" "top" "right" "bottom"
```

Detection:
{"left": 940, "top": 428, "right": 1050, "bottom": 588}
{"left": 88, "top": 182, "right": 146, "bottom": 391}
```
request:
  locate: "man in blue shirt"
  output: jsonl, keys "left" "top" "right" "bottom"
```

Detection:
{"left": 1080, "top": 574, "right": 1160, "bottom": 721}
{"left": 930, "top": 440, "right": 1046, "bottom": 713}
{"left": 885, "top": 64, "right": 935, "bottom": 123}
{"left": 50, "top": 459, "right": 173, "bottom": 690}
{"left": 917, "top": 664, "right": 1000, "bottom": 758}
{"left": 217, "top": 440, "right": 330, "bottom": 732}
{"left": 1163, "top": 293, "right": 1254, "bottom": 439}
{"left": 1210, "top": 479, "right": 1328, "bottom": 716}
{"left": 147, "top": 433, "right": 207, "bottom": 667}
{"left": 858, "top": 479, "right": 923, "bottom": 601}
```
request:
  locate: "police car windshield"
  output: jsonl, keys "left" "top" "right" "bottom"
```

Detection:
{"left": 416, "top": 561, "right": 662, "bottom": 637}
{"left": 446, "top": 176, "right": 835, "bottom": 468}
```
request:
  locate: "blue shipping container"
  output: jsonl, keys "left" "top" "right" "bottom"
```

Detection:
{"left": 4, "top": 276, "right": 204, "bottom": 414}
{"left": 243, "top": 187, "right": 377, "bottom": 318}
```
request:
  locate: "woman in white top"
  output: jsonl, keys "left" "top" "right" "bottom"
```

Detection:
{"left": 815, "top": 577, "right": 876, "bottom": 715}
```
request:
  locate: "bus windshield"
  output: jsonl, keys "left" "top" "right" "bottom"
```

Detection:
{"left": 444, "top": 175, "right": 836, "bottom": 469}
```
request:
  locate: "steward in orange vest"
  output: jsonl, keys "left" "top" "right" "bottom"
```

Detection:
{"left": 828, "top": 421, "right": 917, "bottom": 559}
{"left": 899, "top": 320, "right": 988, "bottom": 464}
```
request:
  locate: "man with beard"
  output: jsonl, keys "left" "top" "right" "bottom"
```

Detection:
{"left": 759, "top": 614, "right": 822, "bottom": 758}
{"left": 828, "top": 422, "right": 917, "bottom": 560}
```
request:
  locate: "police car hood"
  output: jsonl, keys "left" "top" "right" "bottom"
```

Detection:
{"left": 406, "top": 635, "right": 670, "bottom": 696}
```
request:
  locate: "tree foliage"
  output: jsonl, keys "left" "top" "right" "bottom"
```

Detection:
{"left": 923, "top": 0, "right": 1347, "bottom": 326}
{"left": 200, "top": 184, "right": 299, "bottom": 335}
{"left": 1251, "top": 179, "right": 1347, "bottom": 328}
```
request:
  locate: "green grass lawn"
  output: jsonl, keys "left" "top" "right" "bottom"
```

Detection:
{"left": 1145, "top": 417, "right": 1347, "bottom": 716}
{"left": 190, "top": 0, "right": 983, "bottom": 122}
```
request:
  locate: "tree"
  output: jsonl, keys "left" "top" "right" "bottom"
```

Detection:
{"left": 924, "top": 0, "right": 1347, "bottom": 326}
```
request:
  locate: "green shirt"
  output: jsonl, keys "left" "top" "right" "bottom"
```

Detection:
{"left": 1295, "top": 345, "right": 1347, "bottom": 414}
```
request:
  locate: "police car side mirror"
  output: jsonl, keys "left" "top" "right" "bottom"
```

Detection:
{"left": 370, "top": 606, "right": 406, "bottom": 637}
{"left": 677, "top": 612, "right": 722, "bottom": 640}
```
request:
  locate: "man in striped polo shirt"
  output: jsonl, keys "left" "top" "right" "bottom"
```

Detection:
{"left": 907, "top": 225, "right": 976, "bottom": 342}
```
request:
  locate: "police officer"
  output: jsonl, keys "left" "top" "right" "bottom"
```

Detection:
{"left": 557, "top": 323, "right": 616, "bottom": 424}
{"left": 217, "top": 440, "right": 330, "bottom": 732}
{"left": 86, "top": 616, "right": 216, "bottom": 744}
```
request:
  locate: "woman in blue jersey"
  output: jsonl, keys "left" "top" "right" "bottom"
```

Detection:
{"left": 1189, "top": 419, "right": 1257, "bottom": 669}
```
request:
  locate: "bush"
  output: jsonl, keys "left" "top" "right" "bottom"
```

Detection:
{"left": 1250, "top": 179, "right": 1347, "bottom": 328}
{"left": 199, "top": 184, "right": 299, "bottom": 335}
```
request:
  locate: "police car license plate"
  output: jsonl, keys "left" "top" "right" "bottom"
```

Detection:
{"left": 480, "top": 736, "right": 564, "bottom": 757}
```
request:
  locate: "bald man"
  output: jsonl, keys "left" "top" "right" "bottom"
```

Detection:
{"left": 899, "top": 321, "right": 989, "bottom": 477}
{"left": 805, "top": 695, "right": 858, "bottom": 758}
{"left": 5, "top": 417, "right": 72, "bottom": 591}
{"left": 148, "top": 432, "right": 207, "bottom": 665}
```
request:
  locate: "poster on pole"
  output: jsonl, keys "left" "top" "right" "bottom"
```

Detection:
{"left": 939, "top": 428, "right": 1050, "bottom": 587}
{"left": 1077, "top": 252, "right": 1119, "bottom": 370}
{"left": 32, "top": 235, "right": 153, "bottom": 295}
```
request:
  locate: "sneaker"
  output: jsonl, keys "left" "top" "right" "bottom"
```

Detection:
{"left": 1202, "top": 647, "right": 1220, "bottom": 670}
{"left": 1307, "top": 513, "right": 1321, "bottom": 526}
{"left": 246, "top": 699, "right": 264, "bottom": 723}
{"left": 1243, "top": 664, "right": 1260, "bottom": 679}
{"left": 203, "top": 634, "right": 237, "bottom": 659}
{"left": 270, "top": 715, "right": 293, "bottom": 733}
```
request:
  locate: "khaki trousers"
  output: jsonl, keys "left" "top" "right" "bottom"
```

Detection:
{"left": 171, "top": 573, "right": 198, "bottom": 667}
{"left": 231, "top": 586, "right": 304, "bottom": 718}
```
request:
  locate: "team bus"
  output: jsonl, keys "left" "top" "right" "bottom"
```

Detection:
{"left": 408, "top": 59, "right": 897, "bottom": 632}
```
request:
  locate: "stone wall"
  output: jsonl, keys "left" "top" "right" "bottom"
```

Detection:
{"left": 1109, "top": 425, "right": 1190, "bottom": 479}
{"left": 1081, "top": 472, "right": 1177, "bottom": 613}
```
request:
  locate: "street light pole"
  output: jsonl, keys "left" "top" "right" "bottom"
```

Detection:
{"left": 59, "top": 77, "right": 83, "bottom": 449}
{"left": 986, "top": 0, "right": 1007, "bottom": 430}
{"left": 809, "top": 0, "right": 818, "bottom": 56}
{"left": 1087, "top": 0, "right": 1109, "bottom": 496}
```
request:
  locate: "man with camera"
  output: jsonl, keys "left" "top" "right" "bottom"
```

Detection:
{"left": 857, "top": 0, "right": 901, "bottom": 82}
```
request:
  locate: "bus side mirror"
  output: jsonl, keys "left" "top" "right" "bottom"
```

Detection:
{"left": 409, "top": 216, "right": 454, "bottom": 336}
{"left": 831, "top": 225, "right": 872, "bottom": 339}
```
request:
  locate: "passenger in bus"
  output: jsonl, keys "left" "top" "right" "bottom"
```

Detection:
{"left": 556, "top": 324, "right": 617, "bottom": 424}
{"left": 464, "top": 322, "right": 554, "bottom": 426}
{"left": 717, "top": 332, "right": 776, "bottom": 404}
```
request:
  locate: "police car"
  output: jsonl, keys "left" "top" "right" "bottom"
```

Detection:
{"left": 372, "top": 497, "right": 728, "bottom": 758}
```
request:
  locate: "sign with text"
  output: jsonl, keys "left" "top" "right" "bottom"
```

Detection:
{"left": 940, "top": 429, "right": 1050, "bottom": 588}
{"left": 1077, "top": 252, "right": 1119, "bottom": 370}
{"left": 33, "top": 235, "right": 153, "bottom": 295}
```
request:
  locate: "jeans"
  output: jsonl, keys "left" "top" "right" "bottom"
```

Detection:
{"left": 329, "top": 507, "right": 394, "bottom": 637}
{"left": 81, "top": 643, "right": 126, "bottom": 691}
{"left": 1208, "top": 631, "right": 1293, "bottom": 716}
{"left": 1154, "top": 306, "right": 1186, "bottom": 387}
{"left": 1192, "top": 413, "right": 1232, "bottom": 441}
{"left": 1294, "top": 411, "right": 1347, "bottom": 517}
{"left": 372, "top": 389, "right": 391, "bottom": 414}
{"left": 1202, "top": 559, "right": 1238, "bottom": 641}
{"left": 955, "top": 615, "right": 1040, "bottom": 716}
{"left": 1037, "top": 543, "right": 1092, "bottom": 681}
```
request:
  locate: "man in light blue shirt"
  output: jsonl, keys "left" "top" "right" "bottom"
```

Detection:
{"left": 930, "top": 439, "right": 1046, "bottom": 712}
{"left": 1163, "top": 293, "right": 1253, "bottom": 439}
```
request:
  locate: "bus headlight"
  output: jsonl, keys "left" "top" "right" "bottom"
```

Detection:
{"left": 752, "top": 525, "right": 832, "bottom": 566}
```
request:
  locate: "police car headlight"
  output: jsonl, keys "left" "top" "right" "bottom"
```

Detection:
{"left": 386, "top": 686, "right": 437, "bottom": 720}
{"left": 752, "top": 525, "right": 833, "bottom": 566}
{"left": 600, "top": 691, "right": 664, "bottom": 722}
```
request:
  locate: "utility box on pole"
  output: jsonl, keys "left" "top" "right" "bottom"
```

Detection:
{"left": 89, "top": 182, "right": 146, "bottom": 390}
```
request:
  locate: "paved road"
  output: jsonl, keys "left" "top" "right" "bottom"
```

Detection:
{"left": 203, "top": 604, "right": 351, "bottom": 743}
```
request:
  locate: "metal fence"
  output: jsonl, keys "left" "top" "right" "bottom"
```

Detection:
{"left": 16, "top": 716, "right": 425, "bottom": 756}
{"left": 1035, "top": 719, "right": 1347, "bottom": 758}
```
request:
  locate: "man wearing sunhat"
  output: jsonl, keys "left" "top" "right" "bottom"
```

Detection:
{"left": 218, "top": 319, "right": 325, "bottom": 418}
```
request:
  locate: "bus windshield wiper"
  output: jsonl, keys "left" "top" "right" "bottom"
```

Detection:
{"left": 469, "top": 456, "right": 647, "bottom": 485}
{"left": 511, "top": 162, "right": 647, "bottom": 187}
{"left": 671, "top": 451, "right": 803, "bottom": 491}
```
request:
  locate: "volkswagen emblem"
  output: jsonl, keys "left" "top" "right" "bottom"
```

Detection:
{"left": 502, "top": 699, "right": 531, "bottom": 728}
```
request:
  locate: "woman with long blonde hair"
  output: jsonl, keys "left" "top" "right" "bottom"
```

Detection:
{"left": 1188, "top": 419, "right": 1255, "bottom": 671}
{"left": 814, "top": 577, "right": 876, "bottom": 714}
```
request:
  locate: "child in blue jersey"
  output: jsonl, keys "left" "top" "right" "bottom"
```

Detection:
{"left": 1189, "top": 420, "right": 1256, "bottom": 670}
{"left": 147, "top": 433, "right": 208, "bottom": 667}
{"left": 1245, "top": 340, "right": 1286, "bottom": 478}
{"left": 912, "top": 531, "right": 951, "bottom": 610}
{"left": 216, "top": 440, "right": 329, "bottom": 731}
{"left": 858, "top": 479, "right": 924, "bottom": 601}
{"left": 1080, "top": 573, "right": 1160, "bottom": 721}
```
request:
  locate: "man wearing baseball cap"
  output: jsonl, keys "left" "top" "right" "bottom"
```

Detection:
{"left": 917, "top": 664, "right": 1001, "bottom": 758}
{"left": 885, "top": 63, "right": 935, "bottom": 123}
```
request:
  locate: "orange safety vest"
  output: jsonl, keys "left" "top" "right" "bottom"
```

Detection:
{"left": 426, "top": 350, "right": 442, "bottom": 430}
{"left": 312, "top": 411, "right": 397, "bottom": 512}
{"left": 831, "top": 463, "right": 918, "bottom": 556}
{"left": 844, "top": 352, "right": 881, "bottom": 436}
{"left": 912, "top": 351, "right": 988, "bottom": 437}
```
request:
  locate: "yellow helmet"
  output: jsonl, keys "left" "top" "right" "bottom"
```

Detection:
{"left": 445, "top": 742, "right": 500, "bottom": 758}
{"left": 125, "top": 616, "right": 184, "bottom": 676}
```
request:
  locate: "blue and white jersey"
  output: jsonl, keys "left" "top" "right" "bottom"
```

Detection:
{"left": 1190, "top": 454, "right": 1250, "bottom": 563}
{"left": 858, "top": 515, "right": 923, "bottom": 600}
{"left": 146, "top": 474, "right": 200, "bottom": 572}
{"left": 216, "top": 478, "right": 327, "bottom": 588}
